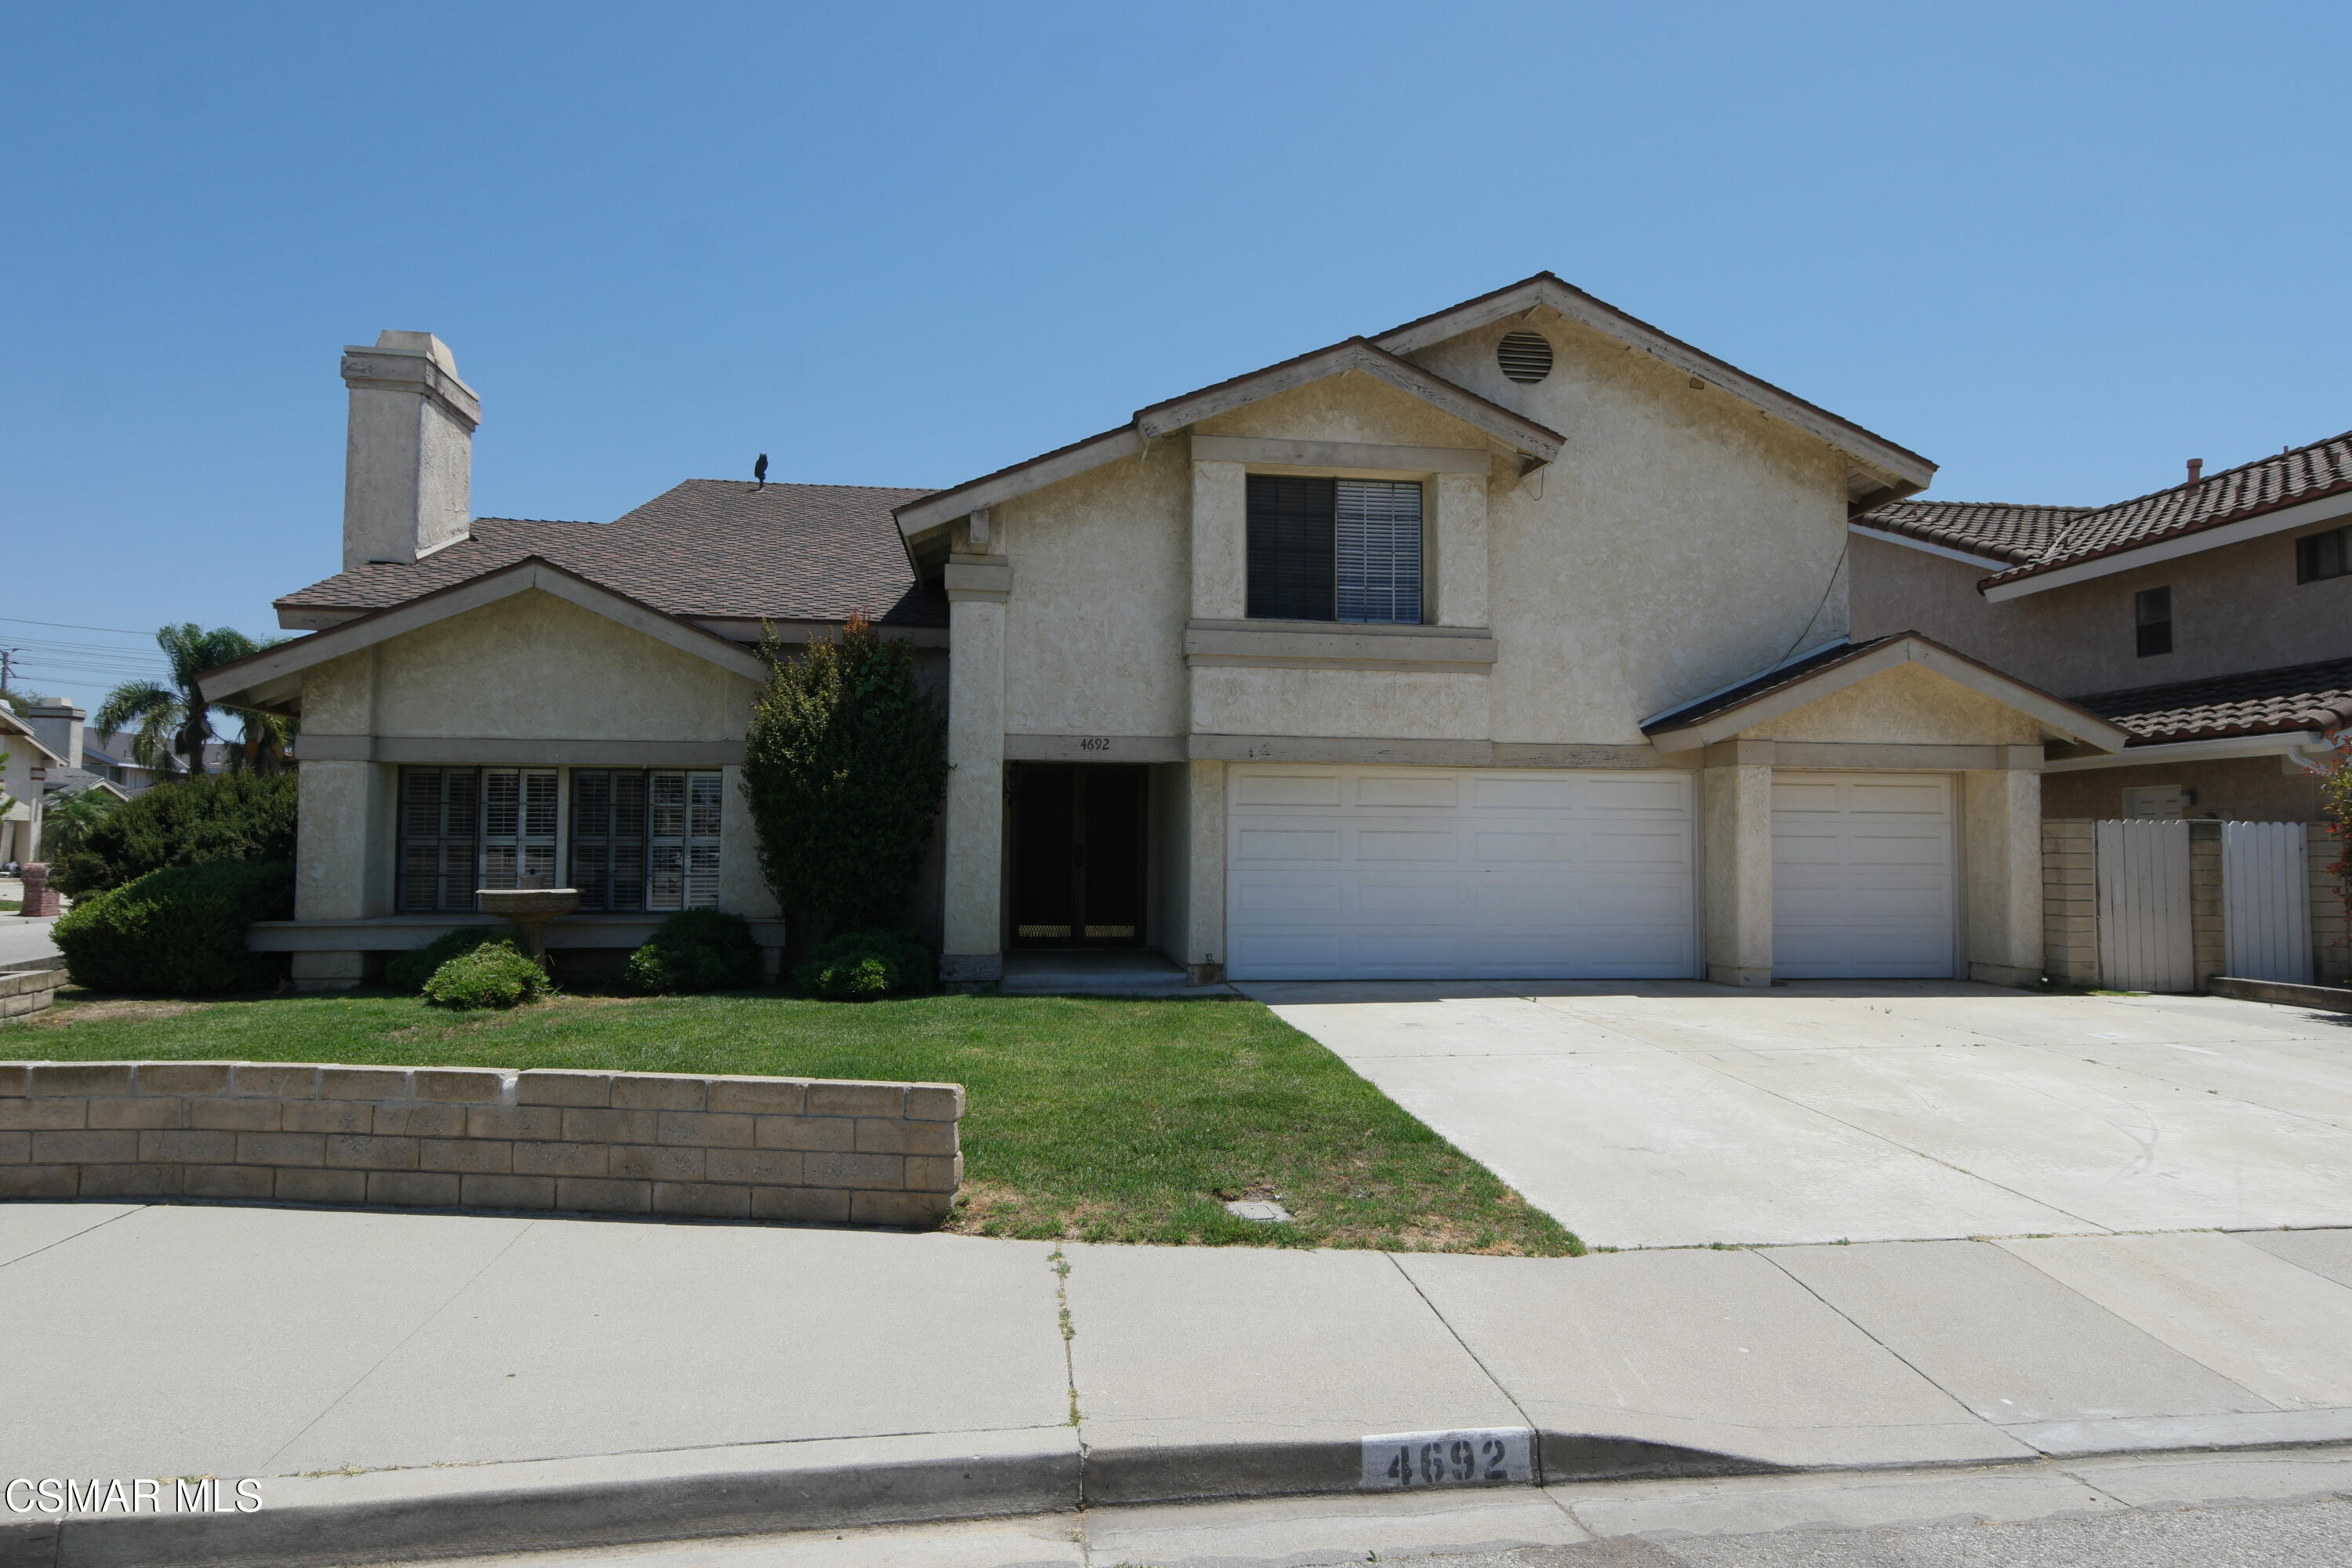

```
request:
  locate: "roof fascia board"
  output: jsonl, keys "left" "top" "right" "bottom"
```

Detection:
{"left": 1846, "top": 521, "right": 2015, "bottom": 571}
{"left": 1134, "top": 342, "right": 1563, "bottom": 462}
{"left": 1984, "top": 488, "right": 2352, "bottom": 601}
{"left": 1650, "top": 642, "right": 1914, "bottom": 751}
{"left": 895, "top": 428, "right": 1145, "bottom": 538}
{"left": 1375, "top": 277, "right": 1935, "bottom": 491}
{"left": 206, "top": 559, "right": 768, "bottom": 707}
{"left": 2042, "top": 731, "right": 2321, "bottom": 771}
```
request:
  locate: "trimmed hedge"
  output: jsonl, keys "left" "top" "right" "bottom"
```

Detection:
{"left": 793, "top": 929, "right": 933, "bottom": 1000}
{"left": 624, "top": 909, "right": 762, "bottom": 994}
{"left": 52, "top": 773, "right": 298, "bottom": 896}
{"left": 386, "top": 927, "right": 507, "bottom": 994}
{"left": 423, "top": 944, "right": 549, "bottom": 1010}
{"left": 52, "top": 861, "right": 293, "bottom": 994}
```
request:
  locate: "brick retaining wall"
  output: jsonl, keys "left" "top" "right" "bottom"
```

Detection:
{"left": 2042, "top": 820, "right": 2098, "bottom": 985}
{"left": 0, "top": 967, "right": 60, "bottom": 1020}
{"left": 0, "top": 1062, "right": 962, "bottom": 1225}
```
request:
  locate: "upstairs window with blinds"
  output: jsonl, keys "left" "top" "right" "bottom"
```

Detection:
{"left": 571, "top": 769, "right": 723, "bottom": 912}
{"left": 396, "top": 767, "right": 557, "bottom": 913}
{"left": 1244, "top": 475, "right": 1422, "bottom": 624}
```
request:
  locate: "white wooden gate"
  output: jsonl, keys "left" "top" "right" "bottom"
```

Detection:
{"left": 2223, "top": 822, "right": 2313, "bottom": 983}
{"left": 2096, "top": 819, "right": 2193, "bottom": 992}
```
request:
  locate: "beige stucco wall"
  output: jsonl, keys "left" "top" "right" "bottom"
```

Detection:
{"left": 1850, "top": 525, "right": 2352, "bottom": 697}
{"left": 1406, "top": 310, "right": 1855, "bottom": 742}
{"left": 1189, "top": 667, "right": 1492, "bottom": 741}
{"left": 1737, "top": 662, "right": 2044, "bottom": 746}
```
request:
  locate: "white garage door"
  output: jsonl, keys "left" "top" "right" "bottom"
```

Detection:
{"left": 1770, "top": 773, "right": 1955, "bottom": 979}
{"left": 1225, "top": 766, "right": 1696, "bottom": 981}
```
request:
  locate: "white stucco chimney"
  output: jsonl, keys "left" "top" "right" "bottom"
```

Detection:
{"left": 339, "top": 330, "right": 481, "bottom": 570}
{"left": 25, "top": 698, "right": 83, "bottom": 769}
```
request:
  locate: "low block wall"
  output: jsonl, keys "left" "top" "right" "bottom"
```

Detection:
{"left": 0, "top": 966, "right": 60, "bottom": 1019}
{"left": 0, "top": 1062, "right": 962, "bottom": 1225}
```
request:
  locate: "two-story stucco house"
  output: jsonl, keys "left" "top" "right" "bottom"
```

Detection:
{"left": 1851, "top": 434, "right": 2352, "bottom": 822}
{"left": 209, "top": 277, "right": 2129, "bottom": 991}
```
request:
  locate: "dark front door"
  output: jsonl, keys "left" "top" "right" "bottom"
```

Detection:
{"left": 1011, "top": 764, "right": 1148, "bottom": 947}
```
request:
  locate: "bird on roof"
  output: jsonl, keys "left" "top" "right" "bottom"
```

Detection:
{"left": 753, "top": 452, "right": 768, "bottom": 490}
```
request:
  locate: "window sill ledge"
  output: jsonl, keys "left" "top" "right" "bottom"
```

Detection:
{"left": 1184, "top": 619, "right": 1497, "bottom": 671}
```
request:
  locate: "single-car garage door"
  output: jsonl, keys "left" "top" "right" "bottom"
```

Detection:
{"left": 1770, "top": 773, "right": 1955, "bottom": 979}
{"left": 1225, "top": 766, "right": 1696, "bottom": 981}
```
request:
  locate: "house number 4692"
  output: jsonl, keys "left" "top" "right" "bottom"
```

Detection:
{"left": 1077, "top": 737, "right": 1111, "bottom": 752}
{"left": 1359, "top": 1428, "right": 1531, "bottom": 1489}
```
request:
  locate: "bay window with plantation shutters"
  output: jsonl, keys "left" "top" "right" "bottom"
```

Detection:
{"left": 571, "top": 768, "right": 724, "bottom": 911}
{"left": 395, "top": 767, "right": 558, "bottom": 913}
{"left": 1246, "top": 474, "right": 1424, "bottom": 623}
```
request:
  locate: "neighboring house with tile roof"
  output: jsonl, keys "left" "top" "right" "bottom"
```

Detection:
{"left": 1850, "top": 430, "right": 2352, "bottom": 821}
{"left": 209, "top": 285, "right": 2129, "bottom": 992}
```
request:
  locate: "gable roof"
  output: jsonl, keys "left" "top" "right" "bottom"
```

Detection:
{"left": 278, "top": 481, "right": 944, "bottom": 630}
{"left": 1854, "top": 427, "right": 2352, "bottom": 596}
{"left": 892, "top": 272, "right": 1936, "bottom": 538}
{"left": 2071, "top": 655, "right": 2352, "bottom": 746}
{"left": 212, "top": 557, "right": 772, "bottom": 713}
{"left": 1372, "top": 273, "right": 1936, "bottom": 509}
{"left": 1641, "top": 632, "right": 2129, "bottom": 753}
{"left": 892, "top": 336, "right": 1566, "bottom": 539}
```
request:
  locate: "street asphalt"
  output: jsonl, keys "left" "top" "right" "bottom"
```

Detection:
{"left": 1243, "top": 981, "right": 2352, "bottom": 1247}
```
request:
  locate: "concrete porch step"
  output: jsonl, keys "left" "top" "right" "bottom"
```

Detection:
{"left": 996, "top": 951, "right": 1229, "bottom": 998}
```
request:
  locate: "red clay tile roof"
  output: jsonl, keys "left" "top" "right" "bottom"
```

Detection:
{"left": 1857, "top": 500, "right": 2092, "bottom": 565}
{"left": 1856, "top": 429, "right": 2352, "bottom": 584}
{"left": 277, "top": 481, "right": 945, "bottom": 628}
{"left": 2072, "top": 656, "right": 2352, "bottom": 745}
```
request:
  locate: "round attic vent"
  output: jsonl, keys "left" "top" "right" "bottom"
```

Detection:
{"left": 1496, "top": 330, "right": 1554, "bottom": 384}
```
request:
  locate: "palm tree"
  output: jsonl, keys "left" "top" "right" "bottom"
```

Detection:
{"left": 94, "top": 623, "right": 293, "bottom": 779}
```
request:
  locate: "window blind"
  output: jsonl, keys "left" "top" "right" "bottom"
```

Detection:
{"left": 1246, "top": 475, "right": 1338, "bottom": 621}
{"left": 1335, "top": 479, "right": 1423, "bottom": 624}
{"left": 572, "top": 769, "right": 722, "bottom": 912}
{"left": 397, "top": 767, "right": 481, "bottom": 913}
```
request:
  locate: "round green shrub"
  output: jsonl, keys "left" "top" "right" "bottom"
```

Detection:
{"left": 422, "top": 943, "right": 549, "bottom": 1010}
{"left": 792, "top": 929, "right": 933, "bottom": 1000}
{"left": 51, "top": 861, "right": 294, "bottom": 994}
{"left": 624, "top": 909, "right": 762, "bottom": 995}
{"left": 385, "top": 927, "right": 509, "bottom": 993}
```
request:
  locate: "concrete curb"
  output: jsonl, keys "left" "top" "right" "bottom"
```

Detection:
{"left": 2209, "top": 975, "right": 2352, "bottom": 1013}
{"left": 14, "top": 1414, "right": 2352, "bottom": 1566}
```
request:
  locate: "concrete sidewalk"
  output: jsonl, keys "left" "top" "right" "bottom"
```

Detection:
{"left": 6, "top": 1203, "right": 2352, "bottom": 1565}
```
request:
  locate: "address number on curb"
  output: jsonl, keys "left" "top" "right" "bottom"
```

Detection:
{"left": 1359, "top": 1428, "right": 1532, "bottom": 1490}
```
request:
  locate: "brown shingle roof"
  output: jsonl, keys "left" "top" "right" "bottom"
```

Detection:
{"left": 1856, "top": 428, "right": 2352, "bottom": 584}
{"left": 1857, "top": 500, "right": 2092, "bottom": 565}
{"left": 277, "top": 481, "right": 945, "bottom": 628}
{"left": 2072, "top": 656, "right": 2352, "bottom": 745}
{"left": 1641, "top": 636, "right": 1907, "bottom": 734}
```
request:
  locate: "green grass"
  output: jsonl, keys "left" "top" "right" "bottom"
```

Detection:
{"left": 8, "top": 988, "right": 1581, "bottom": 1255}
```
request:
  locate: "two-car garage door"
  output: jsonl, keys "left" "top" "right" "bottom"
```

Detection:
{"left": 1225, "top": 766, "right": 1697, "bottom": 981}
{"left": 1223, "top": 764, "right": 1956, "bottom": 982}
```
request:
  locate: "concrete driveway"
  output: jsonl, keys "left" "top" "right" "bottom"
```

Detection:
{"left": 1239, "top": 980, "right": 2352, "bottom": 1249}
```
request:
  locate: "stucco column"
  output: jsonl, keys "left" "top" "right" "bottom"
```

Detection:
{"left": 291, "top": 760, "right": 390, "bottom": 991}
{"left": 1964, "top": 764, "right": 2043, "bottom": 988}
{"left": 1190, "top": 459, "right": 1246, "bottom": 621}
{"left": 940, "top": 558, "right": 1010, "bottom": 987}
{"left": 1702, "top": 762, "right": 1773, "bottom": 986}
{"left": 1182, "top": 759, "right": 1226, "bottom": 984}
{"left": 1431, "top": 471, "right": 1489, "bottom": 628}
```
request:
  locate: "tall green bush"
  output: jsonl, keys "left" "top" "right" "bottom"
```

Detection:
{"left": 52, "top": 772, "right": 297, "bottom": 895}
{"left": 742, "top": 614, "right": 947, "bottom": 932}
{"left": 51, "top": 861, "right": 293, "bottom": 993}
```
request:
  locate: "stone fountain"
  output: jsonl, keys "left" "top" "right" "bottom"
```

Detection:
{"left": 474, "top": 887, "right": 580, "bottom": 966}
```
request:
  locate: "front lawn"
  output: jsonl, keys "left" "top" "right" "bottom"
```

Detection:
{"left": 7, "top": 989, "right": 1580, "bottom": 1255}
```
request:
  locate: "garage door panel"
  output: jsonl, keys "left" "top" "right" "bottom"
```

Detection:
{"left": 1354, "top": 828, "right": 1460, "bottom": 862}
{"left": 1232, "top": 878, "right": 1346, "bottom": 917}
{"left": 1227, "top": 766, "right": 1696, "bottom": 981}
{"left": 1358, "top": 775, "right": 1457, "bottom": 808}
{"left": 1233, "top": 773, "right": 1344, "bottom": 808}
{"left": 1770, "top": 772, "right": 1955, "bottom": 981}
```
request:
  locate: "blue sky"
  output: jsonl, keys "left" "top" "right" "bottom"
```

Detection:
{"left": 4, "top": 2, "right": 2347, "bottom": 717}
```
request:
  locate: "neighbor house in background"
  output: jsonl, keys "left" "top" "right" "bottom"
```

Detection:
{"left": 209, "top": 278, "right": 2130, "bottom": 990}
{"left": 1851, "top": 435, "right": 2352, "bottom": 820}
